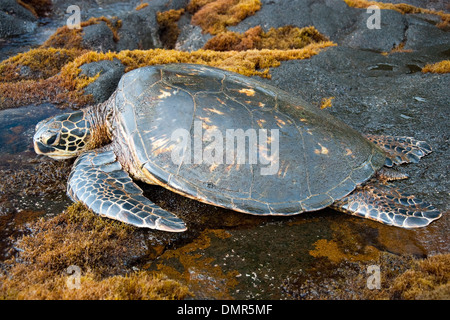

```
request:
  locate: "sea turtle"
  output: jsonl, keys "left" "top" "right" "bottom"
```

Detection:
{"left": 33, "top": 64, "right": 441, "bottom": 231}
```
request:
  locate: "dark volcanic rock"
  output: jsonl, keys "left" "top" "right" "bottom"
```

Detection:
{"left": 0, "top": 0, "right": 36, "bottom": 22}
{"left": 176, "top": 0, "right": 364, "bottom": 50}
{"left": 342, "top": 9, "right": 407, "bottom": 52}
{"left": 115, "top": 5, "right": 163, "bottom": 51}
{"left": 404, "top": 16, "right": 450, "bottom": 50}
{"left": 81, "top": 21, "right": 116, "bottom": 52}
{"left": 176, "top": 13, "right": 212, "bottom": 51}
{"left": 376, "top": 0, "right": 449, "bottom": 12}
{"left": 49, "top": 0, "right": 140, "bottom": 19}
{"left": 0, "top": 0, "right": 37, "bottom": 38}
{"left": 80, "top": 58, "right": 125, "bottom": 103}
{"left": 115, "top": 0, "right": 189, "bottom": 51}
{"left": 228, "top": 0, "right": 362, "bottom": 43}
{"left": 207, "top": 0, "right": 449, "bottom": 53}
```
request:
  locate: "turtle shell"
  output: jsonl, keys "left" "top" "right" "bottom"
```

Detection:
{"left": 111, "top": 64, "right": 386, "bottom": 215}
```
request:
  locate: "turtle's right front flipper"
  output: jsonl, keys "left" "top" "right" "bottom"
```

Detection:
{"left": 67, "top": 148, "right": 187, "bottom": 232}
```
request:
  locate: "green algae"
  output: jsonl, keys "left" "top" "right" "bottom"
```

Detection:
{"left": 284, "top": 217, "right": 450, "bottom": 300}
{"left": 422, "top": 60, "right": 450, "bottom": 74}
{"left": 152, "top": 229, "right": 240, "bottom": 299}
{"left": 0, "top": 202, "right": 191, "bottom": 299}
{"left": 157, "top": 9, "right": 186, "bottom": 49}
{"left": 41, "top": 16, "right": 122, "bottom": 50}
{"left": 0, "top": 43, "right": 335, "bottom": 109}
{"left": 204, "top": 25, "right": 330, "bottom": 51}
{"left": 190, "top": 0, "right": 262, "bottom": 35}
{"left": 343, "top": 0, "right": 450, "bottom": 29}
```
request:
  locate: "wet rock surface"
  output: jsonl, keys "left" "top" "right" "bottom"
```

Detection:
{"left": 0, "top": 0, "right": 448, "bottom": 299}
{"left": 81, "top": 21, "right": 116, "bottom": 52}
{"left": 80, "top": 58, "right": 125, "bottom": 103}
{"left": 114, "top": 0, "right": 189, "bottom": 51}
{"left": 0, "top": 0, "right": 37, "bottom": 38}
{"left": 229, "top": 0, "right": 362, "bottom": 42}
{"left": 114, "top": 5, "right": 162, "bottom": 51}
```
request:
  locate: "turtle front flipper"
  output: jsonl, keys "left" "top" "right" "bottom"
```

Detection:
{"left": 67, "top": 147, "right": 187, "bottom": 232}
{"left": 365, "top": 134, "right": 432, "bottom": 167}
{"left": 331, "top": 182, "right": 441, "bottom": 228}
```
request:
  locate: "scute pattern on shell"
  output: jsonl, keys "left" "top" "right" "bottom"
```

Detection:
{"left": 111, "top": 64, "right": 387, "bottom": 215}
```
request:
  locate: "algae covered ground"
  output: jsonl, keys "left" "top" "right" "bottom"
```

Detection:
{"left": 0, "top": 0, "right": 449, "bottom": 300}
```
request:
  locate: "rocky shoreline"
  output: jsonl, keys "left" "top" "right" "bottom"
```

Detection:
{"left": 0, "top": 0, "right": 448, "bottom": 300}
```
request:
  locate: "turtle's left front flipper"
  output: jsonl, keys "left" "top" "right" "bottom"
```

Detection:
{"left": 67, "top": 147, "right": 187, "bottom": 232}
{"left": 331, "top": 182, "right": 441, "bottom": 228}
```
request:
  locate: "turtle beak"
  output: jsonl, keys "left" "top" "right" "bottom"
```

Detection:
{"left": 33, "top": 139, "right": 52, "bottom": 155}
{"left": 33, "top": 128, "right": 52, "bottom": 155}
{"left": 33, "top": 137, "right": 75, "bottom": 160}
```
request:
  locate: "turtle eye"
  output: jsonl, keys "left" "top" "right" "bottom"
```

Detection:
{"left": 42, "top": 131, "right": 60, "bottom": 146}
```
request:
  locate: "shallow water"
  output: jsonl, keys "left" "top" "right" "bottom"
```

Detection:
{"left": 0, "top": 104, "right": 448, "bottom": 298}
{"left": 0, "top": 104, "right": 58, "bottom": 154}
{"left": 143, "top": 183, "right": 448, "bottom": 299}
{"left": 0, "top": 104, "right": 72, "bottom": 260}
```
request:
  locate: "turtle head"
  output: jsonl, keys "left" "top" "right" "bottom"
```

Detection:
{"left": 33, "top": 110, "right": 92, "bottom": 160}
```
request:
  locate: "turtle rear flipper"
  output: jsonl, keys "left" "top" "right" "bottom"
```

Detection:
{"left": 332, "top": 182, "right": 441, "bottom": 228}
{"left": 365, "top": 134, "right": 432, "bottom": 167}
{"left": 67, "top": 147, "right": 187, "bottom": 232}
